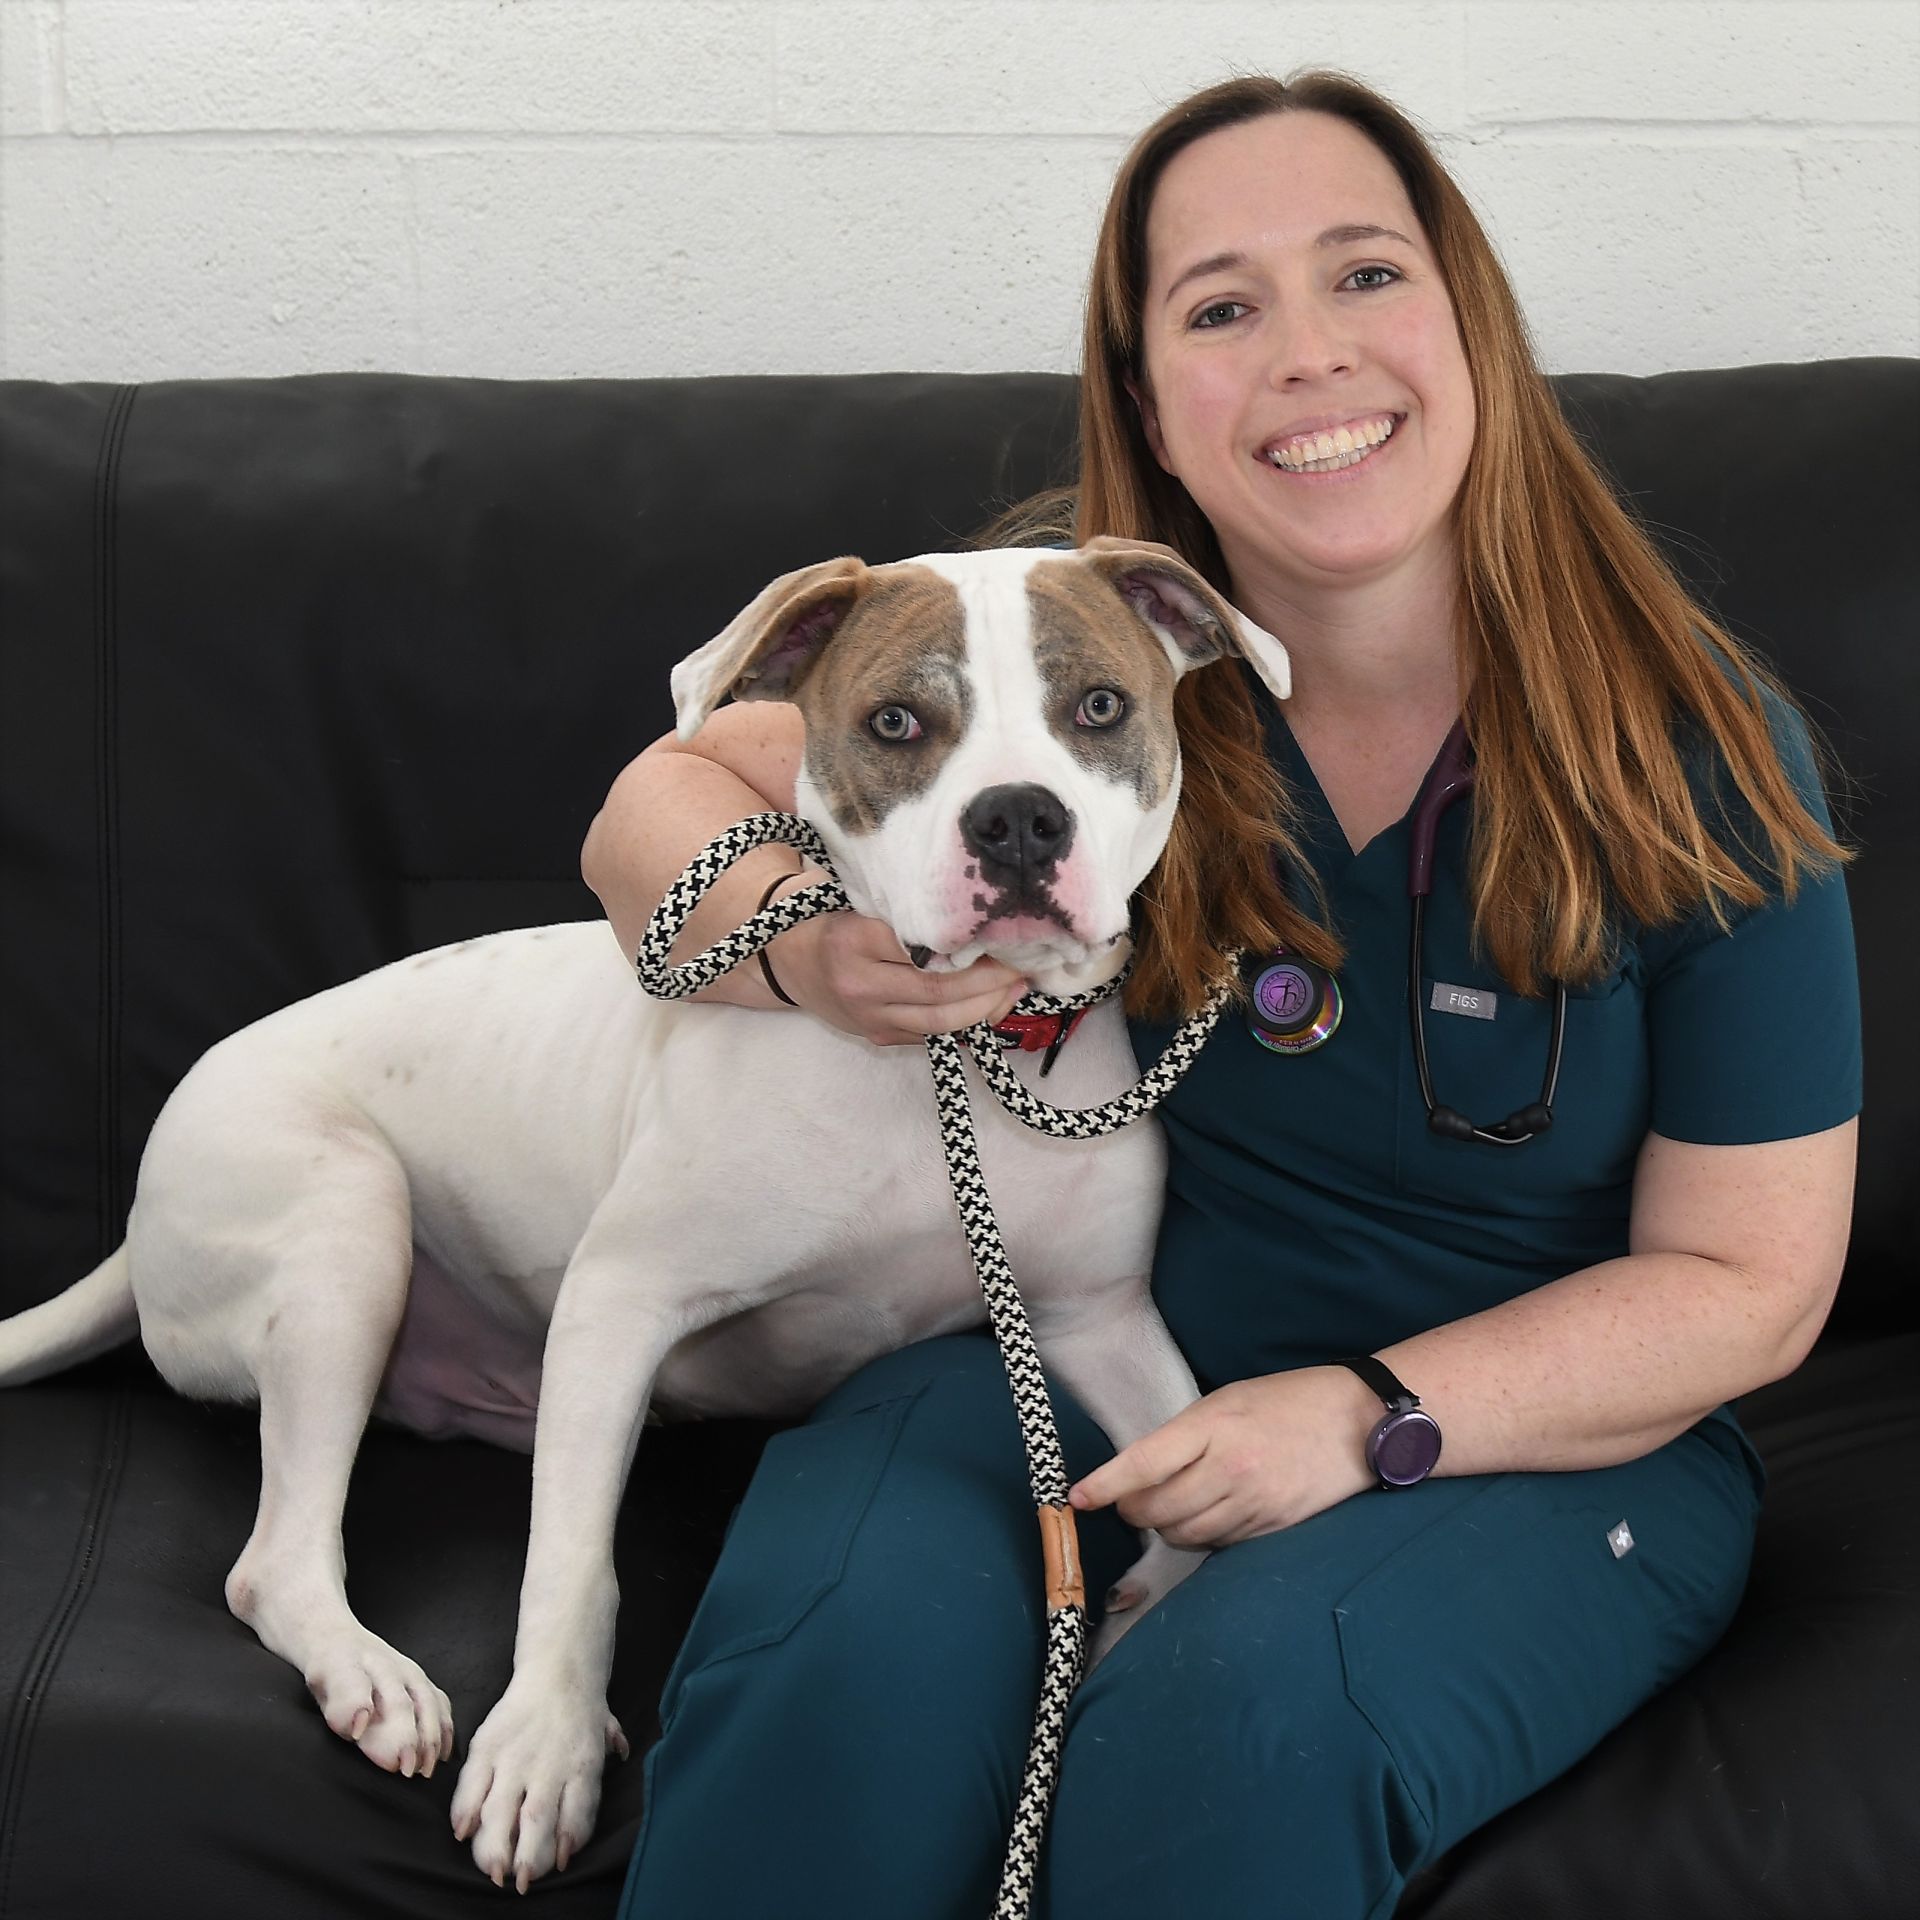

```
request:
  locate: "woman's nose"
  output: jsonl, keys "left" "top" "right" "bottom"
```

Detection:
{"left": 1265, "top": 300, "right": 1355, "bottom": 386}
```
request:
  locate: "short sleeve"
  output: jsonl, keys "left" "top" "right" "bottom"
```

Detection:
{"left": 1641, "top": 691, "right": 1862, "bottom": 1145}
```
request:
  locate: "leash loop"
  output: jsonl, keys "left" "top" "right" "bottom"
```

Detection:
{"left": 636, "top": 812, "right": 846, "bottom": 1001}
{"left": 638, "top": 813, "right": 1234, "bottom": 1918}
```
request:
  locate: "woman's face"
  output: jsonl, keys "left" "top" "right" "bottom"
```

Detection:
{"left": 1134, "top": 111, "right": 1476, "bottom": 602}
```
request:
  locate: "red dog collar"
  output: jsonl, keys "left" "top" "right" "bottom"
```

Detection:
{"left": 992, "top": 1007, "right": 1088, "bottom": 1065}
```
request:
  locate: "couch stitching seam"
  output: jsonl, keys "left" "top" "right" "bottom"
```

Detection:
{"left": 94, "top": 383, "right": 137, "bottom": 1257}
{"left": 0, "top": 1389, "right": 133, "bottom": 1917}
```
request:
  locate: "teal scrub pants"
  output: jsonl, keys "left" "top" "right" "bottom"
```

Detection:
{"left": 619, "top": 1335, "right": 1761, "bottom": 1920}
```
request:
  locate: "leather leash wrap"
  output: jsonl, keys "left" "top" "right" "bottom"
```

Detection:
{"left": 636, "top": 813, "right": 1231, "bottom": 1919}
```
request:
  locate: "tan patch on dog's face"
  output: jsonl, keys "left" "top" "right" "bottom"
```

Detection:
{"left": 1024, "top": 557, "right": 1181, "bottom": 806}
{"left": 791, "top": 565, "right": 972, "bottom": 834}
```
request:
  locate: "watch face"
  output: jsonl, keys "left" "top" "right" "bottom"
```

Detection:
{"left": 1373, "top": 1410, "right": 1442, "bottom": 1487}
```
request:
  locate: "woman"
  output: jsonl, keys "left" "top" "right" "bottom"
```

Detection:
{"left": 583, "top": 72, "right": 1860, "bottom": 1919}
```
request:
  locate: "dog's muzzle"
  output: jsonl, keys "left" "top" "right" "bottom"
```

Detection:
{"left": 961, "top": 783, "right": 1075, "bottom": 890}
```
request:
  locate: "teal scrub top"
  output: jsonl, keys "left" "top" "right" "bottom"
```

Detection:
{"left": 1128, "top": 672, "right": 1863, "bottom": 1422}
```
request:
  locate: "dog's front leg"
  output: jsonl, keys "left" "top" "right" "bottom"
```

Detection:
{"left": 1033, "top": 1284, "right": 1212, "bottom": 1664}
{"left": 449, "top": 1243, "right": 699, "bottom": 1894}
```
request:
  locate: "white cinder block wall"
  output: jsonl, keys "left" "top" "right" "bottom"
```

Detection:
{"left": 1, "top": 0, "right": 1916, "bottom": 382}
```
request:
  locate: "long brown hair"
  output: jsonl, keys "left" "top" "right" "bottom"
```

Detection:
{"left": 991, "top": 70, "right": 1849, "bottom": 1019}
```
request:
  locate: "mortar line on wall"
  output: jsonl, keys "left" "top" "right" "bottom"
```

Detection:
{"left": 1787, "top": 133, "right": 1818, "bottom": 366}
{"left": 402, "top": 150, "right": 424, "bottom": 371}
{"left": 769, "top": 0, "right": 782, "bottom": 133}
{"left": 49, "top": 0, "right": 68, "bottom": 134}
{"left": 2, "top": 120, "right": 1914, "bottom": 153}
{"left": 1454, "top": 0, "right": 1469, "bottom": 135}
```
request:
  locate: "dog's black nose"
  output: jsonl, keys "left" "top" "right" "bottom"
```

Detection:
{"left": 961, "top": 784, "right": 1074, "bottom": 873}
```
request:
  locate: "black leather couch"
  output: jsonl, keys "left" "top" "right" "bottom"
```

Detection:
{"left": 1, "top": 361, "right": 1914, "bottom": 1920}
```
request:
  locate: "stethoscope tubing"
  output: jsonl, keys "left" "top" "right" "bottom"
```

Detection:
{"left": 1252, "top": 714, "right": 1568, "bottom": 1145}
{"left": 1407, "top": 890, "right": 1567, "bottom": 1146}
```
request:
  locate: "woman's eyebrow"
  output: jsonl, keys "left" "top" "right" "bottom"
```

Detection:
{"left": 1161, "top": 226, "right": 1418, "bottom": 306}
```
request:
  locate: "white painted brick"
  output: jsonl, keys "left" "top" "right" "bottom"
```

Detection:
{"left": 0, "top": 138, "right": 414, "bottom": 378}
{"left": 6, "top": 1, "right": 1917, "bottom": 382}
{"left": 778, "top": 2, "right": 1464, "bottom": 134}
{"left": 1445, "top": 135, "right": 1808, "bottom": 372}
{"left": 64, "top": 0, "right": 769, "bottom": 136}
{"left": 1792, "top": 134, "right": 1920, "bottom": 357}
{"left": 411, "top": 134, "right": 1129, "bottom": 377}
{"left": 1468, "top": 0, "right": 1920, "bottom": 126}
{"left": 0, "top": 0, "right": 62, "bottom": 135}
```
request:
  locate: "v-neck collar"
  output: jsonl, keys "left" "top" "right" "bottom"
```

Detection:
{"left": 1247, "top": 670, "right": 1463, "bottom": 871}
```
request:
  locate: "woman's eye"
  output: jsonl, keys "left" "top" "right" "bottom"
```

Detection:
{"left": 868, "top": 704, "right": 922, "bottom": 743}
{"left": 1191, "top": 300, "right": 1247, "bottom": 330}
{"left": 1344, "top": 265, "right": 1401, "bottom": 291}
{"left": 1075, "top": 688, "right": 1126, "bottom": 729}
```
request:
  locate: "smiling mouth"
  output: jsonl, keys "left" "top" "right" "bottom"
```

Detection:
{"left": 1262, "top": 413, "right": 1401, "bottom": 474}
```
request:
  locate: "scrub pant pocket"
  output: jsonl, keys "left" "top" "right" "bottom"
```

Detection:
{"left": 1039, "top": 1416, "right": 1761, "bottom": 1920}
{"left": 620, "top": 1335, "right": 1136, "bottom": 1920}
{"left": 1332, "top": 1438, "right": 1756, "bottom": 1865}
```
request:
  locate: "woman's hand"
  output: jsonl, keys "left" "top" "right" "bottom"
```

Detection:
{"left": 767, "top": 876, "right": 1026, "bottom": 1046}
{"left": 1068, "top": 1367, "right": 1381, "bottom": 1551}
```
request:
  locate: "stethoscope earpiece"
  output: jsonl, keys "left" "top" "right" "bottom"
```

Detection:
{"left": 1428, "top": 1100, "right": 1554, "bottom": 1144}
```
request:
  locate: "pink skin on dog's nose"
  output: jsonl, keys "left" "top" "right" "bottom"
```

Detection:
{"left": 936, "top": 845, "right": 1092, "bottom": 952}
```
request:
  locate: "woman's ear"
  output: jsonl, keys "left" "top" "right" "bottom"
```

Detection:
{"left": 1124, "top": 372, "right": 1175, "bottom": 477}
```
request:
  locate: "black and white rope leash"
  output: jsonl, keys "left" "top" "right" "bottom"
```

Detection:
{"left": 636, "top": 813, "right": 1232, "bottom": 1918}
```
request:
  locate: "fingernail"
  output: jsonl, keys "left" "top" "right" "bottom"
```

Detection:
{"left": 908, "top": 944, "right": 932, "bottom": 969}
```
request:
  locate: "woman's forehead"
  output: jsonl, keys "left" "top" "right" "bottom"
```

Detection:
{"left": 1144, "top": 112, "right": 1424, "bottom": 289}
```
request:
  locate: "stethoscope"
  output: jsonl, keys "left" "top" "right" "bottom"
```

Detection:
{"left": 1247, "top": 717, "right": 1567, "bottom": 1147}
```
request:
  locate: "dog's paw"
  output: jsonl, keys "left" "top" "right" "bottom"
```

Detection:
{"left": 303, "top": 1630, "right": 455, "bottom": 1779}
{"left": 450, "top": 1683, "right": 630, "bottom": 1892}
{"left": 1087, "top": 1592, "right": 1158, "bottom": 1669}
{"left": 1086, "top": 1538, "right": 1210, "bottom": 1670}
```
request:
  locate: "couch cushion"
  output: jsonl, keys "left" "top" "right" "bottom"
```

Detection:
{"left": 0, "top": 1375, "right": 770, "bottom": 1919}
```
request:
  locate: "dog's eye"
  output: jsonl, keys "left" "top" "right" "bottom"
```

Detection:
{"left": 1076, "top": 688, "right": 1126, "bottom": 729}
{"left": 868, "top": 704, "right": 923, "bottom": 743}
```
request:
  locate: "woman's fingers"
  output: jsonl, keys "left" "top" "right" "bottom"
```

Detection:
{"left": 1110, "top": 1455, "right": 1225, "bottom": 1535}
{"left": 831, "top": 921, "right": 1026, "bottom": 1043}
{"left": 775, "top": 904, "right": 1032, "bottom": 1043}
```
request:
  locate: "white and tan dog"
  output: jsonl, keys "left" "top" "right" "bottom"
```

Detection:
{"left": 0, "top": 537, "right": 1291, "bottom": 1892}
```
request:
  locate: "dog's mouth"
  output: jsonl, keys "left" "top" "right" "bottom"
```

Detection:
{"left": 912, "top": 914, "right": 1126, "bottom": 978}
{"left": 919, "top": 877, "right": 1077, "bottom": 968}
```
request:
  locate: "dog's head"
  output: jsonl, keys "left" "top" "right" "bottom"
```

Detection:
{"left": 671, "top": 539, "right": 1290, "bottom": 993}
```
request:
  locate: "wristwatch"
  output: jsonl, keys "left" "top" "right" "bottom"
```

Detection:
{"left": 1338, "top": 1355, "right": 1443, "bottom": 1489}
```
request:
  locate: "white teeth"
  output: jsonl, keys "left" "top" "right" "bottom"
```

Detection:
{"left": 1267, "top": 414, "right": 1397, "bottom": 472}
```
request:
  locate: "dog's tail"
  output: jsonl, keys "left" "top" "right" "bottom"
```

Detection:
{"left": 0, "top": 1245, "right": 138, "bottom": 1388}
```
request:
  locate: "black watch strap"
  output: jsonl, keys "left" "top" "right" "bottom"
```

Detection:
{"left": 1338, "top": 1353, "right": 1419, "bottom": 1411}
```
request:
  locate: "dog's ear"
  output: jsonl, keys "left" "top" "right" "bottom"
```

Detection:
{"left": 1076, "top": 535, "right": 1291, "bottom": 703}
{"left": 670, "top": 556, "right": 872, "bottom": 739}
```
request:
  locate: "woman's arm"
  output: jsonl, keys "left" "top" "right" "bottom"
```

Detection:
{"left": 581, "top": 703, "right": 807, "bottom": 1004}
{"left": 1372, "top": 1119, "right": 1855, "bottom": 1474}
{"left": 580, "top": 703, "right": 1026, "bottom": 1041}
{"left": 1069, "top": 1118, "right": 1857, "bottom": 1546}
